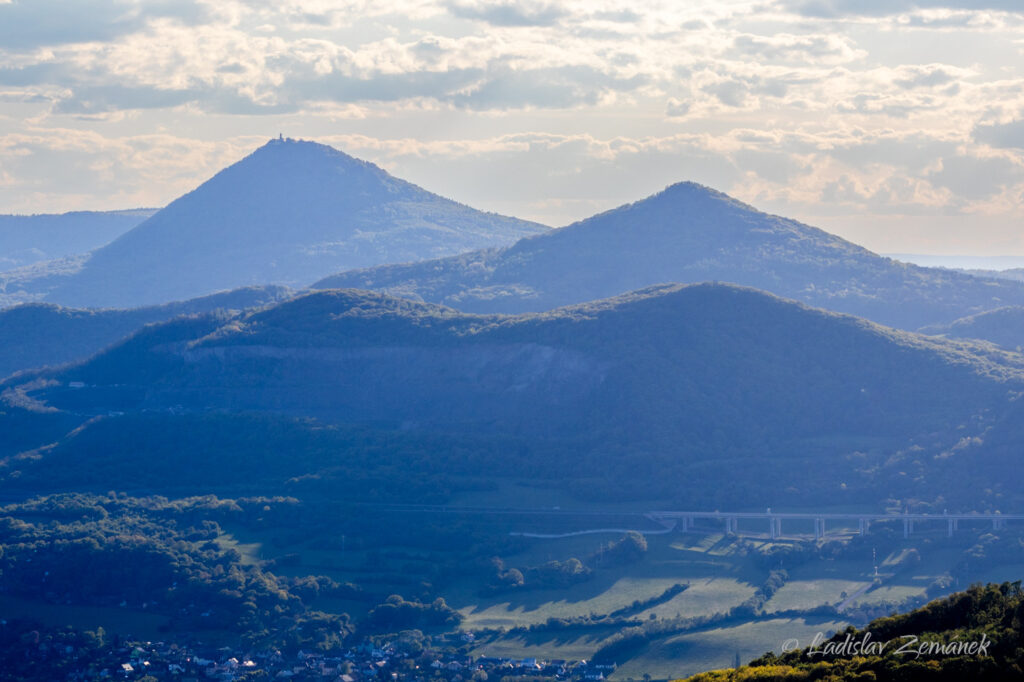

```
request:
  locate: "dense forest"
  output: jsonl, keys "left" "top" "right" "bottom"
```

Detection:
{"left": 6, "top": 284, "right": 1024, "bottom": 512}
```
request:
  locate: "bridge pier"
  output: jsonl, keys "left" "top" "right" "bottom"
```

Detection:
{"left": 859, "top": 518, "right": 868, "bottom": 535}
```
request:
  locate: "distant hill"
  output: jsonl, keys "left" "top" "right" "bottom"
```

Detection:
{"left": 6, "top": 284, "right": 1024, "bottom": 509}
{"left": 315, "top": 183, "right": 1024, "bottom": 330}
{"left": 958, "top": 267, "right": 1024, "bottom": 283}
{"left": 28, "top": 138, "right": 547, "bottom": 309}
{"left": 0, "top": 284, "right": 293, "bottom": 379}
{"left": 885, "top": 253, "right": 1024, "bottom": 270}
{"left": 0, "top": 253, "right": 90, "bottom": 309}
{"left": 0, "top": 208, "right": 155, "bottom": 273}
{"left": 921, "top": 306, "right": 1024, "bottom": 350}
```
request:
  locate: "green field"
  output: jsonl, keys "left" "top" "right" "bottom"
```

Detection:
{"left": 637, "top": 579, "right": 756, "bottom": 620}
{"left": 610, "top": 617, "right": 848, "bottom": 681}
{"left": 0, "top": 595, "right": 170, "bottom": 641}
{"left": 974, "top": 563, "right": 1024, "bottom": 584}
{"left": 471, "top": 628, "right": 621, "bottom": 661}
{"left": 454, "top": 573, "right": 758, "bottom": 630}
{"left": 215, "top": 532, "right": 264, "bottom": 566}
{"left": 450, "top": 530, "right": 762, "bottom": 629}
{"left": 847, "top": 583, "right": 927, "bottom": 607}
{"left": 9, "top": 491, "right": 1016, "bottom": 681}
{"left": 764, "top": 578, "right": 867, "bottom": 612}
{"left": 456, "top": 576, "right": 687, "bottom": 629}
{"left": 434, "top": 522, "right": 1002, "bottom": 678}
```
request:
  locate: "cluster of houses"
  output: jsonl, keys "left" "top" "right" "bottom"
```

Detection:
{"left": 41, "top": 637, "right": 618, "bottom": 681}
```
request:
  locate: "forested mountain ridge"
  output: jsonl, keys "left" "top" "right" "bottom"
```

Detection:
{"left": 314, "top": 182, "right": 1024, "bottom": 330}
{"left": 0, "top": 284, "right": 294, "bottom": 379}
{"left": 921, "top": 306, "right": 1024, "bottom": 351}
{"left": 0, "top": 208, "right": 155, "bottom": 273}
{"left": 24, "top": 138, "right": 547, "bottom": 309}
{"left": 5, "top": 283, "right": 1024, "bottom": 509}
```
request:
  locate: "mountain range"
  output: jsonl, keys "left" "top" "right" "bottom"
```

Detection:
{"left": 6, "top": 139, "right": 547, "bottom": 309}
{"left": 5, "top": 283, "right": 1023, "bottom": 509}
{"left": 0, "top": 208, "right": 155, "bottom": 273}
{"left": 315, "top": 182, "right": 1024, "bottom": 331}
{"left": 8, "top": 137, "right": 1024, "bottom": 680}
{"left": 921, "top": 306, "right": 1024, "bottom": 350}
{"left": 4, "top": 138, "right": 1024, "bottom": 509}
{"left": 0, "top": 285, "right": 293, "bottom": 379}
{"left": 4, "top": 141, "right": 1020, "bottom": 336}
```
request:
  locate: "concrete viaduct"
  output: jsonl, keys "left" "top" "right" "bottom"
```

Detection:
{"left": 647, "top": 510, "right": 1024, "bottom": 540}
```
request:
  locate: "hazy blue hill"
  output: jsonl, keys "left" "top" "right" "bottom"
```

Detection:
{"left": 0, "top": 285, "right": 293, "bottom": 379}
{"left": 38, "top": 139, "right": 547, "bottom": 309}
{"left": 0, "top": 253, "right": 90, "bottom": 309}
{"left": 959, "top": 266, "right": 1024, "bottom": 282}
{"left": 0, "top": 208, "right": 155, "bottom": 273}
{"left": 314, "top": 182, "right": 1024, "bottom": 330}
{"left": 7, "top": 284, "right": 1024, "bottom": 508}
{"left": 921, "top": 305, "right": 1024, "bottom": 350}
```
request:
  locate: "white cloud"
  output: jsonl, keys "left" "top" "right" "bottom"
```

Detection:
{"left": 0, "top": 0, "right": 1022, "bottom": 253}
{"left": 731, "top": 33, "right": 865, "bottom": 64}
{"left": 975, "top": 116, "right": 1024, "bottom": 150}
{"left": 776, "top": 0, "right": 1024, "bottom": 18}
{"left": 445, "top": 0, "right": 568, "bottom": 27}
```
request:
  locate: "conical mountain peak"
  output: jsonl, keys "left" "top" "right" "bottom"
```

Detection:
{"left": 248, "top": 137, "right": 382, "bottom": 173}
{"left": 619, "top": 181, "right": 763, "bottom": 223}
{"left": 40, "top": 140, "right": 547, "bottom": 309}
{"left": 314, "top": 181, "right": 1024, "bottom": 329}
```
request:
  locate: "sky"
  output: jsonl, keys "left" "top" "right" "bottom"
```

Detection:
{"left": 0, "top": 1, "right": 1023, "bottom": 255}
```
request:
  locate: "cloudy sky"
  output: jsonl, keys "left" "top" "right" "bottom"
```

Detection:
{"left": 1, "top": 0, "right": 1023, "bottom": 255}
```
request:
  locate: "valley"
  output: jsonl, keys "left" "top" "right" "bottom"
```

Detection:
{"left": 2, "top": 140, "right": 1024, "bottom": 680}
{"left": 2, "top": 482, "right": 1015, "bottom": 680}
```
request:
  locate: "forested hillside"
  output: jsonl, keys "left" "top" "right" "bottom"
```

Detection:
{"left": 5, "top": 283, "right": 1024, "bottom": 510}
{"left": 316, "top": 182, "right": 1024, "bottom": 330}
{"left": 0, "top": 285, "right": 292, "bottom": 378}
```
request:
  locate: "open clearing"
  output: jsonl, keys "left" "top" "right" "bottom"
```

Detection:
{"left": 0, "top": 594, "right": 170, "bottom": 640}
{"left": 610, "top": 617, "right": 848, "bottom": 681}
